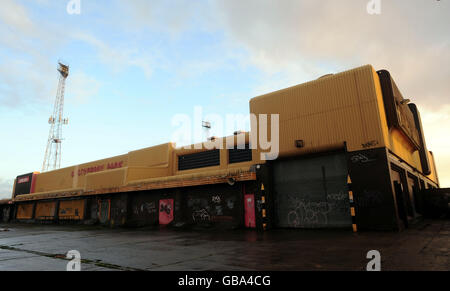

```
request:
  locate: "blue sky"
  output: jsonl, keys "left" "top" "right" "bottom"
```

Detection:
{"left": 1, "top": 0, "right": 449, "bottom": 198}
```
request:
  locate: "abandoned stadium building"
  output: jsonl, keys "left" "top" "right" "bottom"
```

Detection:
{"left": 0, "top": 65, "right": 441, "bottom": 231}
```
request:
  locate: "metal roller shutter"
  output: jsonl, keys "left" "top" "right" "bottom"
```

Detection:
{"left": 273, "top": 152, "right": 351, "bottom": 228}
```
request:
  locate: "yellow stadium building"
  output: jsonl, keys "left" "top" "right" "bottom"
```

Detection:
{"left": 1, "top": 65, "right": 440, "bottom": 231}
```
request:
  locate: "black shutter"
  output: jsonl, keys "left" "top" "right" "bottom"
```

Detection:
{"left": 178, "top": 150, "right": 220, "bottom": 171}
{"left": 229, "top": 144, "right": 252, "bottom": 164}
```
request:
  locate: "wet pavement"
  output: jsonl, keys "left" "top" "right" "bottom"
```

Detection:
{"left": 0, "top": 219, "right": 448, "bottom": 271}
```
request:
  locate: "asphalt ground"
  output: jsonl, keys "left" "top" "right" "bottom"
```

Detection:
{"left": 0, "top": 219, "right": 448, "bottom": 271}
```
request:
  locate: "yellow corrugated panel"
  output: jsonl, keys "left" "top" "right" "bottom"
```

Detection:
{"left": 128, "top": 166, "right": 253, "bottom": 186}
{"left": 388, "top": 129, "right": 422, "bottom": 172}
{"left": 34, "top": 166, "right": 75, "bottom": 193}
{"left": 16, "top": 204, "right": 34, "bottom": 219}
{"left": 127, "top": 166, "right": 170, "bottom": 182}
{"left": 85, "top": 168, "right": 127, "bottom": 191}
{"left": 128, "top": 143, "right": 173, "bottom": 168}
{"left": 372, "top": 70, "right": 391, "bottom": 149}
{"left": 33, "top": 154, "right": 129, "bottom": 193}
{"left": 250, "top": 65, "right": 385, "bottom": 157}
{"left": 426, "top": 151, "right": 440, "bottom": 185}
{"left": 74, "top": 154, "right": 128, "bottom": 189}
{"left": 59, "top": 200, "right": 85, "bottom": 220}
{"left": 371, "top": 71, "right": 425, "bottom": 173}
{"left": 35, "top": 202, "right": 56, "bottom": 220}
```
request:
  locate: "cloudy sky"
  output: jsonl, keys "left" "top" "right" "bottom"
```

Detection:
{"left": 0, "top": 0, "right": 449, "bottom": 198}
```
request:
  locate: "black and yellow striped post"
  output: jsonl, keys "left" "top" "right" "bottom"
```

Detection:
{"left": 261, "top": 183, "right": 268, "bottom": 231}
{"left": 348, "top": 175, "right": 357, "bottom": 233}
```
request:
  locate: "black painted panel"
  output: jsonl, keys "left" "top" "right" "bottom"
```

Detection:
{"left": 273, "top": 152, "right": 351, "bottom": 228}
{"left": 229, "top": 144, "right": 252, "bottom": 164}
{"left": 178, "top": 150, "right": 220, "bottom": 171}
{"left": 14, "top": 173, "right": 33, "bottom": 196}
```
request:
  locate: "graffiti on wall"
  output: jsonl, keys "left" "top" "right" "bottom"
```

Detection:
{"left": 351, "top": 153, "right": 376, "bottom": 164}
{"left": 286, "top": 191, "right": 350, "bottom": 227}
{"left": 188, "top": 194, "right": 236, "bottom": 223}
{"left": 98, "top": 200, "right": 110, "bottom": 224}
{"left": 133, "top": 202, "right": 157, "bottom": 216}
{"left": 192, "top": 209, "right": 210, "bottom": 222}
{"left": 212, "top": 195, "right": 221, "bottom": 204}
{"left": 226, "top": 198, "right": 235, "bottom": 210}
{"left": 159, "top": 199, "right": 174, "bottom": 225}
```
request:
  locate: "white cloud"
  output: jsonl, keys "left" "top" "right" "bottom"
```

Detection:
{"left": 209, "top": 0, "right": 450, "bottom": 185}
{"left": 0, "top": 0, "right": 70, "bottom": 108}
{"left": 0, "top": 58, "right": 56, "bottom": 107}
{"left": 0, "top": 0, "right": 37, "bottom": 35}
{"left": 73, "top": 32, "right": 154, "bottom": 79}
{"left": 65, "top": 71, "right": 102, "bottom": 105}
{"left": 420, "top": 105, "right": 450, "bottom": 187}
{"left": 115, "top": 0, "right": 215, "bottom": 36}
{"left": 0, "top": 178, "right": 13, "bottom": 200}
{"left": 1, "top": 0, "right": 449, "bottom": 187}
{"left": 212, "top": 0, "right": 450, "bottom": 104}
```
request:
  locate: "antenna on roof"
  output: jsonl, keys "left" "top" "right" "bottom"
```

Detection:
{"left": 202, "top": 121, "right": 211, "bottom": 141}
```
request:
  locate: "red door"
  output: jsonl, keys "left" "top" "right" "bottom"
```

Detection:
{"left": 159, "top": 199, "right": 174, "bottom": 225}
{"left": 244, "top": 194, "right": 256, "bottom": 228}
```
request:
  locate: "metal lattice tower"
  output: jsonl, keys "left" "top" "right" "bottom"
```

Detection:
{"left": 42, "top": 62, "right": 69, "bottom": 172}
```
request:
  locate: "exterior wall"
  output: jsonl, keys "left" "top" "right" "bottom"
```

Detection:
{"left": 1, "top": 204, "right": 12, "bottom": 223}
{"left": 348, "top": 148, "right": 398, "bottom": 230}
{"left": 128, "top": 192, "right": 160, "bottom": 227}
{"left": 85, "top": 168, "right": 128, "bottom": 191}
{"left": 127, "top": 182, "right": 256, "bottom": 229}
{"left": 250, "top": 65, "right": 387, "bottom": 158}
{"left": 33, "top": 167, "right": 75, "bottom": 194}
{"left": 4, "top": 64, "right": 441, "bottom": 232}
{"left": 59, "top": 200, "right": 86, "bottom": 220}
{"left": 33, "top": 154, "right": 129, "bottom": 194}
{"left": 421, "top": 188, "right": 450, "bottom": 218}
{"left": 272, "top": 152, "right": 352, "bottom": 229}
{"left": 374, "top": 71, "right": 439, "bottom": 185}
{"left": 35, "top": 201, "right": 56, "bottom": 220}
{"left": 110, "top": 194, "right": 129, "bottom": 227}
{"left": 16, "top": 181, "right": 256, "bottom": 229}
{"left": 184, "top": 183, "right": 246, "bottom": 228}
{"left": 22, "top": 138, "right": 258, "bottom": 197}
{"left": 128, "top": 143, "right": 173, "bottom": 168}
{"left": 16, "top": 203, "right": 34, "bottom": 220}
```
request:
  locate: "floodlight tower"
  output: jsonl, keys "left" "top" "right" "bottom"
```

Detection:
{"left": 42, "top": 62, "right": 69, "bottom": 172}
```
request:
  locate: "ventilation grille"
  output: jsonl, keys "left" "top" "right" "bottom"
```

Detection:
{"left": 229, "top": 144, "right": 252, "bottom": 164}
{"left": 178, "top": 150, "right": 220, "bottom": 171}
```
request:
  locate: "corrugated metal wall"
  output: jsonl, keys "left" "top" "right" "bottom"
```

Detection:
{"left": 273, "top": 152, "right": 351, "bottom": 228}
{"left": 59, "top": 200, "right": 85, "bottom": 220}
{"left": 16, "top": 204, "right": 34, "bottom": 220}
{"left": 250, "top": 65, "right": 386, "bottom": 158}
{"left": 35, "top": 202, "right": 56, "bottom": 220}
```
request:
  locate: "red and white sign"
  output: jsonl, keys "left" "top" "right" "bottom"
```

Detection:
{"left": 71, "top": 161, "right": 125, "bottom": 177}
{"left": 18, "top": 176, "right": 30, "bottom": 184}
